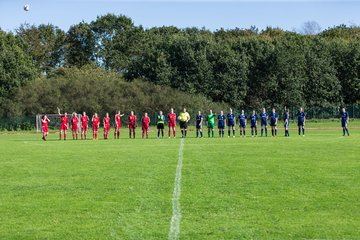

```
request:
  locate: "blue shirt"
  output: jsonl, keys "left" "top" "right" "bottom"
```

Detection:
{"left": 340, "top": 112, "right": 349, "bottom": 121}
{"left": 196, "top": 114, "right": 203, "bottom": 125}
{"left": 238, "top": 114, "right": 247, "bottom": 124}
{"left": 284, "top": 113, "right": 289, "bottom": 121}
{"left": 227, "top": 113, "right": 235, "bottom": 124}
{"left": 218, "top": 115, "right": 226, "bottom": 125}
{"left": 270, "top": 112, "right": 278, "bottom": 123}
{"left": 297, "top": 111, "right": 306, "bottom": 122}
{"left": 250, "top": 114, "right": 258, "bottom": 124}
{"left": 260, "top": 112, "right": 268, "bottom": 122}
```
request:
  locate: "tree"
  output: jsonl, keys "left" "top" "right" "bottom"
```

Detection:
{"left": 301, "top": 21, "right": 322, "bottom": 35}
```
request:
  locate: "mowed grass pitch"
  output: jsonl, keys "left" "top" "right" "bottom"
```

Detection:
{"left": 0, "top": 121, "right": 359, "bottom": 239}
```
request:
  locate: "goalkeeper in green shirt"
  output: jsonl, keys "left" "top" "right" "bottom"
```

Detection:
{"left": 206, "top": 110, "right": 216, "bottom": 137}
{"left": 156, "top": 111, "right": 165, "bottom": 138}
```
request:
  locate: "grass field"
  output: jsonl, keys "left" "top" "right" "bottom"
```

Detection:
{"left": 0, "top": 121, "right": 359, "bottom": 239}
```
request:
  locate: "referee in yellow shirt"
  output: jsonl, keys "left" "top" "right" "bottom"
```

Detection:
{"left": 179, "top": 108, "right": 190, "bottom": 138}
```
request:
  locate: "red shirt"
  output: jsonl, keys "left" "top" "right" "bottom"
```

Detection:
{"left": 92, "top": 116, "right": 100, "bottom": 126}
{"left": 142, "top": 116, "right": 150, "bottom": 126}
{"left": 71, "top": 116, "right": 79, "bottom": 126}
{"left": 168, "top": 113, "right": 176, "bottom": 124}
{"left": 103, "top": 117, "right": 110, "bottom": 126}
{"left": 60, "top": 115, "right": 68, "bottom": 125}
{"left": 128, "top": 115, "right": 137, "bottom": 124}
{"left": 81, "top": 115, "right": 89, "bottom": 125}
{"left": 41, "top": 118, "right": 49, "bottom": 127}
{"left": 115, "top": 114, "right": 121, "bottom": 125}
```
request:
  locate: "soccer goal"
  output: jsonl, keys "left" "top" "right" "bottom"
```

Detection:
{"left": 35, "top": 113, "right": 82, "bottom": 133}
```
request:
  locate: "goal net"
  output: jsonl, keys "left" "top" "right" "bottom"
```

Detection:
{"left": 35, "top": 113, "right": 82, "bottom": 133}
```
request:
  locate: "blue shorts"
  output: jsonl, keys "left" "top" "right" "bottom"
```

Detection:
{"left": 270, "top": 121, "right": 277, "bottom": 127}
{"left": 196, "top": 123, "right": 202, "bottom": 129}
{"left": 341, "top": 120, "right": 347, "bottom": 128}
{"left": 261, "top": 120, "right": 267, "bottom": 126}
{"left": 239, "top": 122, "right": 246, "bottom": 128}
{"left": 251, "top": 122, "right": 257, "bottom": 128}
{"left": 298, "top": 121, "right": 304, "bottom": 127}
{"left": 227, "top": 121, "right": 235, "bottom": 127}
{"left": 218, "top": 123, "right": 225, "bottom": 129}
{"left": 284, "top": 121, "right": 289, "bottom": 127}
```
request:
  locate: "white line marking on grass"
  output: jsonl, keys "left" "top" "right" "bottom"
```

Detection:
{"left": 168, "top": 138, "right": 184, "bottom": 240}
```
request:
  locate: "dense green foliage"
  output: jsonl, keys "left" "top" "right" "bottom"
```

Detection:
{"left": 1, "top": 15, "right": 360, "bottom": 117}
{"left": 15, "top": 66, "right": 228, "bottom": 116}
{"left": 1, "top": 123, "right": 359, "bottom": 239}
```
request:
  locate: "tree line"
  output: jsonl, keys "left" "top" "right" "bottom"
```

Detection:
{"left": 1, "top": 14, "right": 360, "bottom": 118}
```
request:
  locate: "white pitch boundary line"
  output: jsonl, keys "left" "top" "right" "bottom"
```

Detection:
{"left": 168, "top": 138, "right": 184, "bottom": 240}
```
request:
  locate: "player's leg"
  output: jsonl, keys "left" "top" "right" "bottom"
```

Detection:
{"left": 228, "top": 126, "right": 231, "bottom": 137}
{"left": 243, "top": 126, "right": 246, "bottom": 136}
{"left": 261, "top": 124, "right": 264, "bottom": 137}
{"left": 232, "top": 126, "right": 235, "bottom": 137}
{"left": 240, "top": 126, "right": 242, "bottom": 136}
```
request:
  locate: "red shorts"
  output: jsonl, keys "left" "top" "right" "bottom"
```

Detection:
{"left": 142, "top": 125, "right": 149, "bottom": 131}
{"left": 92, "top": 126, "right": 99, "bottom": 131}
{"left": 81, "top": 124, "right": 88, "bottom": 131}
{"left": 169, "top": 122, "right": 176, "bottom": 128}
{"left": 129, "top": 123, "right": 136, "bottom": 129}
{"left": 42, "top": 126, "right": 48, "bottom": 133}
{"left": 60, "top": 124, "right": 68, "bottom": 131}
{"left": 104, "top": 124, "right": 110, "bottom": 131}
{"left": 115, "top": 122, "right": 121, "bottom": 129}
{"left": 72, "top": 125, "right": 78, "bottom": 131}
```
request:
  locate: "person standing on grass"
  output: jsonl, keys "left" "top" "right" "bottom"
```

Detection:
{"left": 207, "top": 110, "right": 216, "bottom": 138}
{"left": 195, "top": 111, "right": 203, "bottom": 138}
{"left": 167, "top": 108, "right": 177, "bottom": 138}
{"left": 128, "top": 111, "right": 137, "bottom": 139}
{"left": 217, "top": 110, "right": 226, "bottom": 138}
{"left": 91, "top": 113, "right": 100, "bottom": 140}
{"left": 156, "top": 111, "right": 165, "bottom": 139}
{"left": 260, "top": 108, "right": 268, "bottom": 137}
{"left": 297, "top": 107, "right": 306, "bottom": 136}
{"left": 103, "top": 113, "right": 111, "bottom": 140}
{"left": 41, "top": 115, "right": 50, "bottom": 141}
{"left": 179, "top": 108, "right": 190, "bottom": 138}
{"left": 227, "top": 108, "right": 236, "bottom": 138}
{"left": 238, "top": 110, "right": 247, "bottom": 137}
{"left": 81, "top": 112, "right": 89, "bottom": 140}
{"left": 270, "top": 108, "right": 279, "bottom": 137}
{"left": 57, "top": 107, "right": 68, "bottom": 140}
{"left": 250, "top": 110, "right": 258, "bottom": 137}
{"left": 71, "top": 112, "right": 79, "bottom": 140}
{"left": 114, "top": 111, "right": 124, "bottom": 139}
{"left": 339, "top": 107, "right": 350, "bottom": 136}
{"left": 141, "top": 112, "right": 151, "bottom": 139}
{"left": 284, "top": 108, "right": 290, "bottom": 137}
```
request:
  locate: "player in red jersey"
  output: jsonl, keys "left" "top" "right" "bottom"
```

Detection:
{"left": 57, "top": 107, "right": 69, "bottom": 140}
{"left": 41, "top": 115, "right": 50, "bottom": 141}
{"left": 114, "top": 111, "right": 124, "bottom": 139}
{"left": 167, "top": 108, "right": 176, "bottom": 138}
{"left": 128, "top": 111, "right": 137, "bottom": 139}
{"left": 92, "top": 113, "right": 100, "bottom": 140}
{"left": 141, "top": 112, "right": 151, "bottom": 139}
{"left": 80, "top": 112, "right": 89, "bottom": 140}
{"left": 103, "top": 112, "right": 111, "bottom": 140}
{"left": 71, "top": 112, "right": 79, "bottom": 140}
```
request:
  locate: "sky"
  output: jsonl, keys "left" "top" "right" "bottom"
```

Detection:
{"left": 0, "top": 0, "right": 360, "bottom": 32}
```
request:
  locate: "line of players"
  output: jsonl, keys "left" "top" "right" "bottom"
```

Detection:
{"left": 40, "top": 107, "right": 350, "bottom": 141}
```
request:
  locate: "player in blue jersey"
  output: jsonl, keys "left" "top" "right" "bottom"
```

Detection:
{"left": 296, "top": 107, "right": 306, "bottom": 136}
{"left": 284, "top": 108, "right": 290, "bottom": 137}
{"left": 196, "top": 111, "right": 203, "bottom": 138}
{"left": 227, "top": 108, "right": 236, "bottom": 138}
{"left": 339, "top": 107, "right": 350, "bottom": 136}
{"left": 260, "top": 108, "right": 268, "bottom": 137}
{"left": 269, "top": 108, "right": 279, "bottom": 137}
{"left": 250, "top": 110, "right": 258, "bottom": 137}
{"left": 217, "top": 111, "right": 226, "bottom": 137}
{"left": 238, "top": 110, "right": 247, "bottom": 137}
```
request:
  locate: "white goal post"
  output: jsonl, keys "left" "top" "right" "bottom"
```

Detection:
{"left": 35, "top": 113, "right": 82, "bottom": 133}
